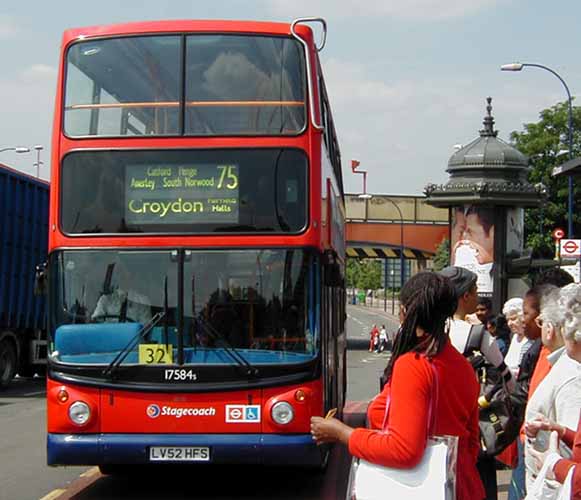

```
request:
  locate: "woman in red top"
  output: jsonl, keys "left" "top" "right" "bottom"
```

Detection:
{"left": 311, "top": 272, "right": 484, "bottom": 500}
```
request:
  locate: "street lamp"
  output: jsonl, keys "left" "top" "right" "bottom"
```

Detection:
{"left": 0, "top": 146, "right": 30, "bottom": 154}
{"left": 382, "top": 198, "right": 405, "bottom": 310}
{"left": 501, "top": 62, "right": 575, "bottom": 237}
{"left": 33, "top": 145, "right": 44, "bottom": 178}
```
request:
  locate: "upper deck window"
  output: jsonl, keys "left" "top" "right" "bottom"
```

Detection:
{"left": 64, "top": 34, "right": 306, "bottom": 137}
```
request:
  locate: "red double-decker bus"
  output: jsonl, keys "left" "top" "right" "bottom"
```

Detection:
{"left": 46, "top": 18, "right": 345, "bottom": 472}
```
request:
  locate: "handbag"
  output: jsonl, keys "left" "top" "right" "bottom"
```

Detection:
{"left": 347, "top": 361, "right": 458, "bottom": 500}
{"left": 464, "top": 324, "right": 521, "bottom": 457}
{"left": 525, "top": 452, "right": 575, "bottom": 500}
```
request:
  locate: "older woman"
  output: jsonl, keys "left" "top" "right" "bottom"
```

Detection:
{"left": 310, "top": 272, "right": 484, "bottom": 500}
{"left": 503, "top": 297, "right": 532, "bottom": 377}
{"left": 524, "top": 283, "right": 581, "bottom": 492}
{"left": 523, "top": 285, "right": 566, "bottom": 490}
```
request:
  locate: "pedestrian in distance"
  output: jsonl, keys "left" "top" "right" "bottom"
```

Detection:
{"left": 310, "top": 271, "right": 485, "bottom": 500}
{"left": 369, "top": 324, "right": 379, "bottom": 352}
{"left": 486, "top": 314, "right": 512, "bottom": 358}
{"left": 378, "top": 324, "right": 388, "bottom": 352}
{"left": 476, "top": 297, "right": 493, "bottom": 324}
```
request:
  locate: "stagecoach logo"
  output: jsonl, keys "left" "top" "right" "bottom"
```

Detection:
{"left": 146, "top": 404, "right": 217, "bottom": 419}
{"left": 147, "top": 404, "right": 161, "bottom": 419}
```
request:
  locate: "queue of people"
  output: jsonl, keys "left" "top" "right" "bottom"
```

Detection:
{"left": 312, "top": 266, "right": 581, "bottom": 500}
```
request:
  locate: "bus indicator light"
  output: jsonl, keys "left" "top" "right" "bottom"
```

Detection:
{"left": 57, "top": 389, "right": 69, "bottom": 403}
{"left": 294, "top": 389, "right": 306, "bottom": 402}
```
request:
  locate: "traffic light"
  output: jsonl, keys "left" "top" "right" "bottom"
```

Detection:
{"left": 351, "top": 159, "right": 360, "bottom": 172}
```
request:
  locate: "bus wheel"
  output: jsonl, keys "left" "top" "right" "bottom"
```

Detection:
{"left": 0, "top": 339, "right": 17, "bottom": 388}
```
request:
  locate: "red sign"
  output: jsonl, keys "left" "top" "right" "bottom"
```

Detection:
{"left": 351, "top": 159, "right": 360, "bottom": 172}
{"left": 561, "top": 239, "right": 581, "bottom": 258}
{"left": 553, "top": 228, "right": 566, "bottom": 240}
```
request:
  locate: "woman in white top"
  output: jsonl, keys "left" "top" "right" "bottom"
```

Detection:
{"left": 524, "top": 283, "right": 581, "bottom": 490}
{"left": 378, "top": 325, "right": 388, "bottom": 352}
{"left": 438, "top": 266, "right": 515, "bottom": 394}
{"left": 503, "top": 297, "right": 531, "bottom": 377}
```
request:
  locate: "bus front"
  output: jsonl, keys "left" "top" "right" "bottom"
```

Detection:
{"left": 47, "top": 20, "right": 343, "bottom": 471}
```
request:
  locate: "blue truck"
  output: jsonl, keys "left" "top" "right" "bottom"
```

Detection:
{"left": 0, "top": 163, "right": 49, "bottom": 387}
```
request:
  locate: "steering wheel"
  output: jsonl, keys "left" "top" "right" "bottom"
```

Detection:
{"left": 92, "top": 314, "right": 137, "bottom": 323}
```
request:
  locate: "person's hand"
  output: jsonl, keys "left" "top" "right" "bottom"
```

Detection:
{"left": 529, "top": 430, "right": 560, "bottom": 480}
{"left": 525, "top": 414, "right": 552, "bottom": 439}
{"left": 310, "top": 416, "right": 353, "bottom": 445}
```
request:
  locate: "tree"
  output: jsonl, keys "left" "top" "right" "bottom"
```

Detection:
{"left": 346, "top": 259, "right": 360, "bottom": 289}
{"left": 345, "top": 258, "right": 382, "bottom": 290}
{"left": 510, "top": 101, "right": 581, "bottom": 255}
{"left": 432, "top": 238, "right": 450, "bottom": 271}
{"left": 358, "top": 259, "right": 382, "bottom": 290}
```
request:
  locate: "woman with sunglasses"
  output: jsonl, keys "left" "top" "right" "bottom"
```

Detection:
{"left": 524, "top": 283, "right": 581, "bottom": 491}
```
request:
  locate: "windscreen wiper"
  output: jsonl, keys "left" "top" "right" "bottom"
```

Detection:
{"left": 102, "top": 312, "right": 166, "bottom": 379}
{"left": 196, "top": 316, "right": 259, "bottom": 378}
{"left": 163, "top": 276, "right": 169, "bottom": 348}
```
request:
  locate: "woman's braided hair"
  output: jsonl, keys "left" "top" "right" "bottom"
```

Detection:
{"left": 383, "top": 272, "right": 457, "bottom": 384}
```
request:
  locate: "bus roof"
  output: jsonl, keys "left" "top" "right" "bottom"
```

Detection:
{"left": 62, "top": 19, "right": 313, "bottom": 44}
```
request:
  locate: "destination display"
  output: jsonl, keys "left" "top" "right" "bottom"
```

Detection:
{"left": 125, "top": 163, "right": 239, "bottom": 225}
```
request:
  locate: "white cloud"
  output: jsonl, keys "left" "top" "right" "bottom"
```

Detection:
{"left": 263, "top": 0, "right": 506, "bottom": 21}
{"left": 20, "top": 64, "right": 58, "bottom": 83}
{"left": 0, "top": 16, "right": 20, "bottom": 39}
{"left": 319, "top": 57, "right": 551, "bottom": 195}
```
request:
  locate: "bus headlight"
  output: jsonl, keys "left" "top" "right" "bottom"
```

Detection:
{"left": 271, "top": 401, "right": 294, "bottom": 425}
{"left": 68, "top": 401, "right": 91, "bottom": 426}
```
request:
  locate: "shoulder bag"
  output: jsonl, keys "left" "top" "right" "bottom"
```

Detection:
{"left": 464, "top": 324, "right": 521, "bottom": 457}
{"left": 346, "top": 361, "right": 458, "bottom": 500}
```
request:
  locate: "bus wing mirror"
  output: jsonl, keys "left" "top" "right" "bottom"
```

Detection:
{"left": 34, "top": 261, "right": 48, "bottom": 296}
{"left": 323, "top": 251, "right": 343, "bottom": 287}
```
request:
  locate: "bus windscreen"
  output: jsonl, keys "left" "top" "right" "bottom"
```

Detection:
{"left": 125, "top": 163, "right": 240, "bottom": 225}
{"left": 64, "top": 34, "right": 305, "bottom": 137}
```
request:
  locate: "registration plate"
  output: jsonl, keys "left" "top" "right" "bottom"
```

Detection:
{"left": 149, "top": 446, "right": 210, "bottom": 462}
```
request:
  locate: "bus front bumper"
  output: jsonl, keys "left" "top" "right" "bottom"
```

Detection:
{"left": 47, "top": 433, "right": 323, "bottom": 467}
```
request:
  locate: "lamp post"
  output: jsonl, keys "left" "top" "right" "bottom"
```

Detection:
{"left": 501, "top": 62, "right": 575, "bottom": 237}
{"left": 382, "top": 198, "right": 405, "bottom": 309}
{"left": 0, "top": 146, "right": 30, "bottom": 154}
{"left": 33, "top": 145, "right": 44, "bottom": 178}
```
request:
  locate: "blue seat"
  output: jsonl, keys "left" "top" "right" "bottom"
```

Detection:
{"left": 55, "top": 323, "right": 142, "bottom": 356}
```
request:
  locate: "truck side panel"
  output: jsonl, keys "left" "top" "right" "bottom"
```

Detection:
{"left": 0, "top": 164, "right": 49, "bottom": 331}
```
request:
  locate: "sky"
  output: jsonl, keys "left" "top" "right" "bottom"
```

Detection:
{"left": 1, "top": 0, "right": 580, "bottom": 195}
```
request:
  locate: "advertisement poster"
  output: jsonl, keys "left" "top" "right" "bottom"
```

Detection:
{"left": 451, "top": 205, "right": 495, "bottom": 295}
